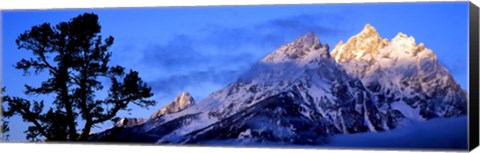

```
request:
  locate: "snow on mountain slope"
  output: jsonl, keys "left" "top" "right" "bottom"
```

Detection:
{"left": 331, "top": 24, "right": 467, "bottom": 121}
{"left": 178, "top": 92, "right": 330, "bottom": 144}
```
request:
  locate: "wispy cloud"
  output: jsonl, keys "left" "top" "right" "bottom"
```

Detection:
{"left": 141, "top": 34, "right": 255, "bottom": 72}
{"left": 202, "top": 13, "right": 346, "bottom": 50}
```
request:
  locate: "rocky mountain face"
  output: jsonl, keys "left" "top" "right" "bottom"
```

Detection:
{"left": 150, "top": 91, "right": 196, "bottom": 119}
{"left": 151, "top": 31, "right": 385, "bottom": 144}
{"left": 114, "top": 118, "right": 147, "bottom": 128}
{"left": 331, "top": 24, "right": 467, "bottom": 122}
{"left": 89, "top": 24, "right": 467, "bottom": 145}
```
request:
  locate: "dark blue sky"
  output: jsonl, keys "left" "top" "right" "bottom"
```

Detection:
{"left": 2, "top": 2, "right": 469, "bottom": 141}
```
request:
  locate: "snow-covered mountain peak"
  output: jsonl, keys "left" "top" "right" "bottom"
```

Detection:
{"left": 331, "top": 24, "right": 438, "bottom": 67}
{"left": 293, "top": 31, "right": 320, "bottom": 47}
{"left": 331, "top": 24, "right": 388, "bottom": 63}
{"left": 261, "top": 32, "right": 330, "bottom": 64}
{"left": 330, "top": 25, "right": 467, "bottom": 120}
{"left": 393, "top": 32, "right": 410, "bottom": 40}
{"left": 360, "top": 24, "right": 380, "bottom": 37}
{"left": 391, "top": 32, "right": 417, "bottom": 48}
{"left": 150, "top": 91, "right": 196, "bottom": 119}
{"left": 379, "top": 32, "right": 438, "bottom": 63}
{"left": 175, "top": 91, "right": 195, "bottom": 107}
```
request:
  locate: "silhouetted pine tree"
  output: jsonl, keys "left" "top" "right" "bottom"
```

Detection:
{"left": 2, "top": 13, "right": 156, "bottom": 141}
{"left": 1, "top": 87, "right": 9, "bottom": 141}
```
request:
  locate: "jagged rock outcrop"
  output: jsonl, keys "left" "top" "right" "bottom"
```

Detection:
{"left": 150, "top": 91, "right": 196, "bottom": 119}
{"left": 331, "top": 24, "right": 467, "bottom": 122}
{"left": 114, "top": 118, "right": 147, "bottom": 128}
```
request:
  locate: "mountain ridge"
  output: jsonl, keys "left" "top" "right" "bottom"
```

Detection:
{"left": 89, "top": 24, "right": 467, "bottom": 145}
{"left": 331, "top": 24, "right": 467, "bottom": 119}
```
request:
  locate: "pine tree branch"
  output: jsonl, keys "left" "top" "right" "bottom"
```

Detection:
{"left": 3, "top": 97, "right": 52, "bottom": 140}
